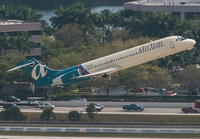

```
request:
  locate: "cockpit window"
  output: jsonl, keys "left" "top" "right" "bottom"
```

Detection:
{"left": 176, "top": 36, "right": 186, "bottom": 41}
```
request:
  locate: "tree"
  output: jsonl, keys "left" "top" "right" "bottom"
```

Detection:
{"left": 50, "top": 3, "right": 97, "bottom": 47}
{"left": 127, "top": 12, "right": 185, "bottom": 38}
{"left": 93, "top": 73, "right": 119, "bottom": 96}
{"left": 119, "top": 65, "right": 149, "bottom": 95}
{"left": 14, "top": 31, "right": 35, "bottom": 54}
{"left": 40, "top": 108, "right": 56, "bottom": 121}
{"left": 0, "top": 106, "right": 27, "bottom": 121}
{"left": 0, "top": 33, "right": 15, "bottom": 59}
{"left": 150, "top": 68, "right": 172, "bottom": 96}
{"left": 0, "top": 5, "right": 42, "bottom": 22}
{"left": 40, "top": 20, "right": 55, "bottom": 36}
{"left": 178, "top": 65, "right": 200, "bottom": 97}
{"left": 50, "top": 3, "right": 96, "bottom": 31}
{"left": 15, "top": 5, "right": 42, "bottom": 21}
{"left": 55, "top": 24, "right": 84, "bottom": 50}
{"left": 50, "top": 53, "right": 81, "bottom": 70}
{"left": 41, "top": 34, "right": 57, "bottom": 66}
{"left": 68, "top": 111, "right": 81, "bottom": 122}
{"left": 86, "top": 103, "right": 96, "bottom": 120}
{"left": 0, "top": 62, "right": 10, "bottom": 94}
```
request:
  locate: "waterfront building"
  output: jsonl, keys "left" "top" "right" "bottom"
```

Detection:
{"left": 124, "top": 0, "right": 200, "bottom": 22}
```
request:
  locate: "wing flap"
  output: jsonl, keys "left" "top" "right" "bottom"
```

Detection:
{"left": 73, "top": 65, "right": 121, "bottom": 79}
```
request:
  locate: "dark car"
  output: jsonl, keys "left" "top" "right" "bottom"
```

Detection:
{"left": 123, "top": 104, "right": 144, "bottom": 111}
{"left": 2, "top": 96, "right": 20, "bottom": 102}
{"left": 3, "top": 103, "right": 20, "bottom": 109}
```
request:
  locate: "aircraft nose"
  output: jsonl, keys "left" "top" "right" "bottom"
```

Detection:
{"left": 190, "top": 39, "right": 196, "bottom": 46}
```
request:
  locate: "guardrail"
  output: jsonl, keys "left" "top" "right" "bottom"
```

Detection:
{"left": 0, "top": 127, "right": 200, "bottom": 133}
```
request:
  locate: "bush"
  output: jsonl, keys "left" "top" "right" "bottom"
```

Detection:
{"left": 40, "top": 108, "right": 56, "bottom": 121}
{"left": 68, "top": 111, "right": 81, "bottom": 122}
{"left": 86, "top": 103, "right": 96, "bottom": 120}
{"left": 0, "top": 106, "right": 27, "bottom": 121}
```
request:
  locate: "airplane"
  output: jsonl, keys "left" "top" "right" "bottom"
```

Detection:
{"left": 7, "top": 36, "right": 196, "bottom": 87}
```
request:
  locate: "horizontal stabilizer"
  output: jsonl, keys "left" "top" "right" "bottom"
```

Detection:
{"left": 7, "top": 61, "right": 34, "bottom": 72}
{"left": 74, "top": 65, "right": 121, "bottom": 79}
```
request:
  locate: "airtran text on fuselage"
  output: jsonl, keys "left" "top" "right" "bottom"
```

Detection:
{"left": 139, "top": 41, "right": 164, "bottom": 53}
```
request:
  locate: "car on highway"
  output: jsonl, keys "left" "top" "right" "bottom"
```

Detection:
{"left": 123, "top": 104, "right": 144, "bottom": 111}
{"left": 39, "top": 103, "right": 55, "bottom": 109}
{"left": 129, "top": 87, "right": 145, "bottom": 93}
{"left": 94, "top": 103, "right": 104, "bottom": 109}
{"left": 181, "top": 106, "right": 200, "bottom": 113}
{"left": 3, "top": 103, "right": 20, "bottom": 109}
{"left": 85, "top": 103, "right": 104, "bottom": 111}
{"left": 150, "top": 88, "right": 166, "bottom": 92}
{"left": 69, "top": 98, "right": 87, "bottom": 102}
{"left": 2, "top": 96, "right": 20, "bottom": 102}
{"left": 165, "top": 91, "right": 177, "bottom": 96}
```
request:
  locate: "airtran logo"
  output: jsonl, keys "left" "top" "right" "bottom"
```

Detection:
{"left": 31, "top": 64, "right": 47, "bottom": 80}
{"left": 139, "top": 41, "right": 164, "bottom": 53}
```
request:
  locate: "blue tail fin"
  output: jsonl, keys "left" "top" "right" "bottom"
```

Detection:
{"left": 14, "top": 58, "right": 57, "bottom": 81}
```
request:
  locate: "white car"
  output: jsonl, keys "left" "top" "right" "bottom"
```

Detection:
{"left": 69, "top": 98, "right": 87, "bottom": 102}
{"left": 85, "top": 103, "right": 104, "bottom": 112}
{"left": 39, "top": 103, "right": 55, "bottom": 109}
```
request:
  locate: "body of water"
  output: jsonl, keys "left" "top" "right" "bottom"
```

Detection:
{"left": 0, "top": 0, "right": 199, "bottom": 25}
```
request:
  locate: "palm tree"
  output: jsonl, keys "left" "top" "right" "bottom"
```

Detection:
{"left": 0, "top": 33, "right": 15, "bottom": 62}
{"left": 50, "top": 3, "right": 95, "bottom": 30}
{"left": 50, "top": 3, "right": 97, "bottom": 46}
{"left": 16, "top": 5, "right": 42, "bottom": 22}
{"left": 14, "top": 31, "right": 35, "bottom": 54}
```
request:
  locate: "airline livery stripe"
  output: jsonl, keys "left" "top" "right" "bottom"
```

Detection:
{"left": 78, "top": 65, "right": 89, "bottom": 75}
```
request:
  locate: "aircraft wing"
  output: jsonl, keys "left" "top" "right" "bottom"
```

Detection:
{"left": 74, "top": 65, "right": 121, "bottom": 79}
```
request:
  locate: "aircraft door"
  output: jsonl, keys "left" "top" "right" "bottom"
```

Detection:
{"left": 169, "top": 41, "right": 175, "bottom": 49}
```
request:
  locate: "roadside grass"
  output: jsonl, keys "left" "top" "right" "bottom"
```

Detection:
{"left": 24, "top": 112, "right": 200, "bottom": 124}
{"left": 0, "top": 132, "right": 200, "bottom": 138}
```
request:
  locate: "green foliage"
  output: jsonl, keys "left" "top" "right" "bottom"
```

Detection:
{"left": 178, "top": 65, "right": 200, "bottom": 97}
{"left": 14, "top": 31, "right": 35, "bottom": 54}
{"left": 50, "top": 53, "right": 81, "bottom": 69}
{"left": 0, "top": 5, "right": 42, "bottom": 21}
{"left": 86, "top": 103, "right": 96, "bottom": 120}
{"left": 40, "top": 20, "right": 55, "bottom": 36}
{"left": 55, "top": 24, "right": 84, "bottom": 51}
{"left": 0, "top": 106, "right": 27, "bottom": 121}
{"left": 127, "top": 12, "right": 181, "bottom": 38}
{"left": 68, "top": 110, "right": 81, "bottom": 122}
{"left": 50, "top": 2, "right": 98, "bottom": 47}
{"left": 41, "top": 34, "right": 57, "bottom": 66}
{"left": 40, "top": 108, "right": 56, "bottom": 121}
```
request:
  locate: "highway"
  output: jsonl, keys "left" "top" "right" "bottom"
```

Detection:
{"left": 0, "top": 106, "right": 198, "bottom": 115}
{"left": 0, "top": 100, "right": 197, "bottom": 115}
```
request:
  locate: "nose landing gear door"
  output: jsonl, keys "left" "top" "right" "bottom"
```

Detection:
{"left": 169, "top": 41, "right": 175, "bottom": 49}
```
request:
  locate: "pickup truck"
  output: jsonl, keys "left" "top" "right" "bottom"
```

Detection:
{"left": 181, "top": 106, "right": 200, "bottom": 113}
{"left": 123, "top": 104, "right": 144, "bottom": 111}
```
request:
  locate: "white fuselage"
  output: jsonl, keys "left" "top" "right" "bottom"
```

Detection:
{"left": 81, "top": 36, "right": 196, "bottom": 75}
